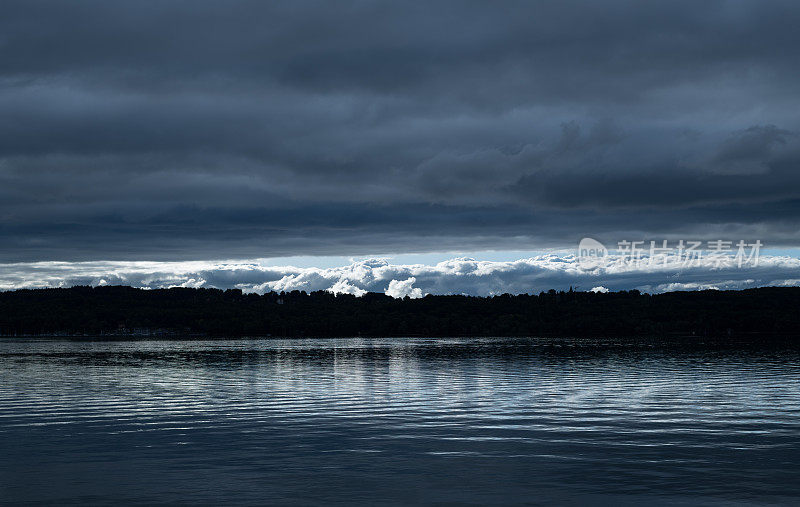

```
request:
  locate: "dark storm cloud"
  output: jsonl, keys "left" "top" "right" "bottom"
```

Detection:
{"left": 1, "top": 0, "right": 799, "bottom": 262}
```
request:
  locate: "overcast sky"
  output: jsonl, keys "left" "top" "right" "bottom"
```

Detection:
{"left": 1, "top": 1, "right": 799, "bottom": 292}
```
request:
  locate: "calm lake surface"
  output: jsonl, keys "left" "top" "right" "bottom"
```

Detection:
{"left": 1, "top": 337, "right": 799, "bottom": 505}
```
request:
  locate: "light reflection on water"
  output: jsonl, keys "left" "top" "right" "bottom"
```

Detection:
{"left": 1, "top": 337, "right": 799, "bottom": 505}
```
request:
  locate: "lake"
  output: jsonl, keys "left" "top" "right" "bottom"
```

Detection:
{"left": 1, "top": 337, "right": 799, "bottom": 505}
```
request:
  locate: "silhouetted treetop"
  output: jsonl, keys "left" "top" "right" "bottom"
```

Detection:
{"left": 1, "top": 286, "right": 799, "bottom": 338}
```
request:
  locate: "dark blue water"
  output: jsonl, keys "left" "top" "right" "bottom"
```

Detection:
{"left": 1, "top": 337, "right": 799, "bottom": 505}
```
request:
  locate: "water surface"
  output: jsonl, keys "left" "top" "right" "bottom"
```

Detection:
{"left": 1, "top": 337, "right": 799, "bottom": 505}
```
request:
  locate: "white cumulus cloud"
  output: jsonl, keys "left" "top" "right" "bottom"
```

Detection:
{"left": 326, "top": 279, "right": 367, "bottom": 297}
{"left": 1, "top": 253, "right": 800, "bottom": 297}
{"left": 385, "top": 277, "right": 425, "bottom": 299}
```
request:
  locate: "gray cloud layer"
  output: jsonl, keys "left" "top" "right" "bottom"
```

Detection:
{"left": 1, "top": 1, "right": 800, "bottom": 262}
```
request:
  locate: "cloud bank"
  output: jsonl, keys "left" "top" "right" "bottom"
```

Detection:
{"left": 2, "top": 254, "right": 799, "bottom": 296}
{"left": 0, "top": 1, "right": 799, "bottom": 261}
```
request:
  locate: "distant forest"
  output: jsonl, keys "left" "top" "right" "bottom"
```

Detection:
{"left": 1, "top": 286, "right": 800, "bottom": 338}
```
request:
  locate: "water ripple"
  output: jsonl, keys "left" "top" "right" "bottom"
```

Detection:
{"left": 1, "top": 337, "right": 799, "bottom": 505}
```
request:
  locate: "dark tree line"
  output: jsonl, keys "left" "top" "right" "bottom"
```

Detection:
{"left": 1, "top": 285, "right": 799, "bottom": 338}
